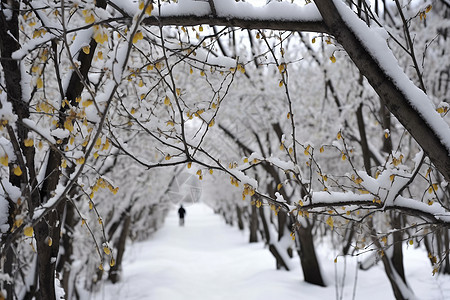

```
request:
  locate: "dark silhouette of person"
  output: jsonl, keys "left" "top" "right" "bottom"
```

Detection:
{"left": 178, "top": 205, "right": 186, "bottom": 226}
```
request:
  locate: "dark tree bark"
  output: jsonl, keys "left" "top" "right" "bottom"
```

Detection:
{"left": 109, "top": 213, "right": 131, "bottom": 283}
{"left": 295, "top": 220, "right": 326, "bottom": 287}
{"left": 249, "top": 202, "right": 259, "bottom": 243}
{"left": 236, "top": 205, "right": 245, "bottom": 231}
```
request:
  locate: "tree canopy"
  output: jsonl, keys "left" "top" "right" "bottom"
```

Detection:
{"left": 1, "top": 0, "right": 449, "bottom": 299}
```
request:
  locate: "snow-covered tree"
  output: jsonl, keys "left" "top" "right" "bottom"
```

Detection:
{"left": 1, "top": 0, "right": 449, "bottom": 299}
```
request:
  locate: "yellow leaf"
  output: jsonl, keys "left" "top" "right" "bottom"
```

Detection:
{"left": 24, "top": 226, "right": 34, "bottom": 237}
{"left": 99, "top": 263, "right": 104, "bottom": 271}
{"left": 85, "top": 13, "right": 95, "bottom": 24}
{"left": 93, "top": 152, "right": 99, "bottom": 159}
{"left": 209, "top": 169, "right": 213, "bottom": 175}
{"left": 103, "top": 246, "right": 111, "bottom": 255}
{"left": 36, "top": 77, "right": 43, "bottom": 89}
{"left": 165, "top": 154, "right": 171, "bottom": 160}
{"left": 139, "top": 1, "right": 144, "bottom": 9}
{"left": 14, "top": 166, "right": 22, "bottom": 176}
{"left": 337, "top": 131, "right": 341, "bottom": 139}
{"left": 354, "top": 177, "right": 363, "bottom": 184}
{"left": 95, "top": 137, "right": 102, "bottom": 148}
{"left": 326, "top": 216, "right": 334, "bottom": 229}
{"left": 425, "top": 4, "right": 432, "bottom": 13}
{"left": 145, "top": 3, "right": 153, "bottom": 15}
{"left": 102, "top": 139, "right": 110, "bottom": 150}
{"left": 47, "top": 237, "right": 53, "bottom": 246}
{"left": 82, "top": 99, "right": 93, "bottom": 107}
{"left": 61, "top": 160, "right": 67, "bottom": 168}
{"left": 64, "top": 119, "right": 74, "bottom": 132}
{"left": 76, "top": 157, "right": 85, "bottom": 164}
{"left": 82, "top": 46, "right": 90, "bottom": 54}
{"left": 110, "top": 257, "right": 116, "bottom": 267}
{"left": 132, "top": 31, "right": 143, "bottom": 44}
{"left": 164, "top": 96, "right": 171, "bottom": 106}
{"left": 208, "top": 119, "right": 215, "bottom": 127}
{"left": 24, "top": 139, "right": 34, "bottom": 147}
{"left": 312, "top": 37, "right": 316, "bottom": 43}
{"left": 277, "top": 183, "right": 282, "bottom": 191}
{"left": 320, "top": 146, "right": 324, "bottom": 153}
{"left": 187, "top": 162, "right": 192, "bottom": 169}
{"left": 31, "top": 65, "right": 40, "bottom": 74}
{"left": 409, "top": 240, "right": 413, "bottom": 245}
{"left": 330, "top": 55, "right": 336, "bottom": 63}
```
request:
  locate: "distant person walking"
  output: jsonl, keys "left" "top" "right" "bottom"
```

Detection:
{"left": 178, "top": 205, "right": 186, "bottom": 226}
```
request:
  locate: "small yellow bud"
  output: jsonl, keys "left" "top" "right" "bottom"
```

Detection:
{"left": 326, "top": 216, "right": 334, "bottom": 229}
{"left": 24, "top": 226, "right": 34, "bottom": 237}
{"left": 82, "top": 46, "right": 90, "bottom": 54}
{"left": 145, "top": 3, "right": 153, "bottom": 15}
{"left": 14, "top": 166, "right": 22, "bottom": 176}
{"left": 132, "top": 31, "right": 143, "bottom": 44}
{"left": 1, "top": 155, "right": 9, "bottom": 166}
{"left": 36, "top": 77, "right": 43, "bottom": 89}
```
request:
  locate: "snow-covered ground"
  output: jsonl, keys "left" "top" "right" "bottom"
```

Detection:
{"left": 91, "top": 203, "right": 450, "bottom": 300}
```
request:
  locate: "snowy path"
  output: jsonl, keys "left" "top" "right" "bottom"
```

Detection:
{"left": 92, "top": 203, "right": 449, "bottom": 300}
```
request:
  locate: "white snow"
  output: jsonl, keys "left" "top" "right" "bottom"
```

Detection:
{"left": 91, "top": 203, "right": 450, "bottom": 300}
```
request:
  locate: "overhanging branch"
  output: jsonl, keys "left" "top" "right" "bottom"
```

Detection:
{"left": 142, "top": 15, "right": 329, "bottom": 34}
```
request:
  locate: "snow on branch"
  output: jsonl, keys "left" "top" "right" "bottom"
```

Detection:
{"left": 139, "top": 0, "right": 328, "bottom": 33}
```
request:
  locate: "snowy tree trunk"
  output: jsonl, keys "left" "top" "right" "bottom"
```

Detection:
{"left": 258, "top": 205, "right": 289, "bottom": 270}
{"left": 296, "top": 222, "right": 326, "bottom": 287}
{"left": 249, "top": 202, "right": 259, "bottom": 243}
{"left": 109, "top": 213, "right": 131, "bottom": 283}
{"left": 236, "top": 205, "right": 245, "bottom": 231}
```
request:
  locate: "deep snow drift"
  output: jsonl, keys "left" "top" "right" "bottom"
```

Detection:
{"left": 91, "top": 203, "right": 449, "bottom": 300}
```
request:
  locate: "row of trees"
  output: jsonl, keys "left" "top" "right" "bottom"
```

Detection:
{"left": 0, "top": 0, "right": 449, "bottom": 299}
